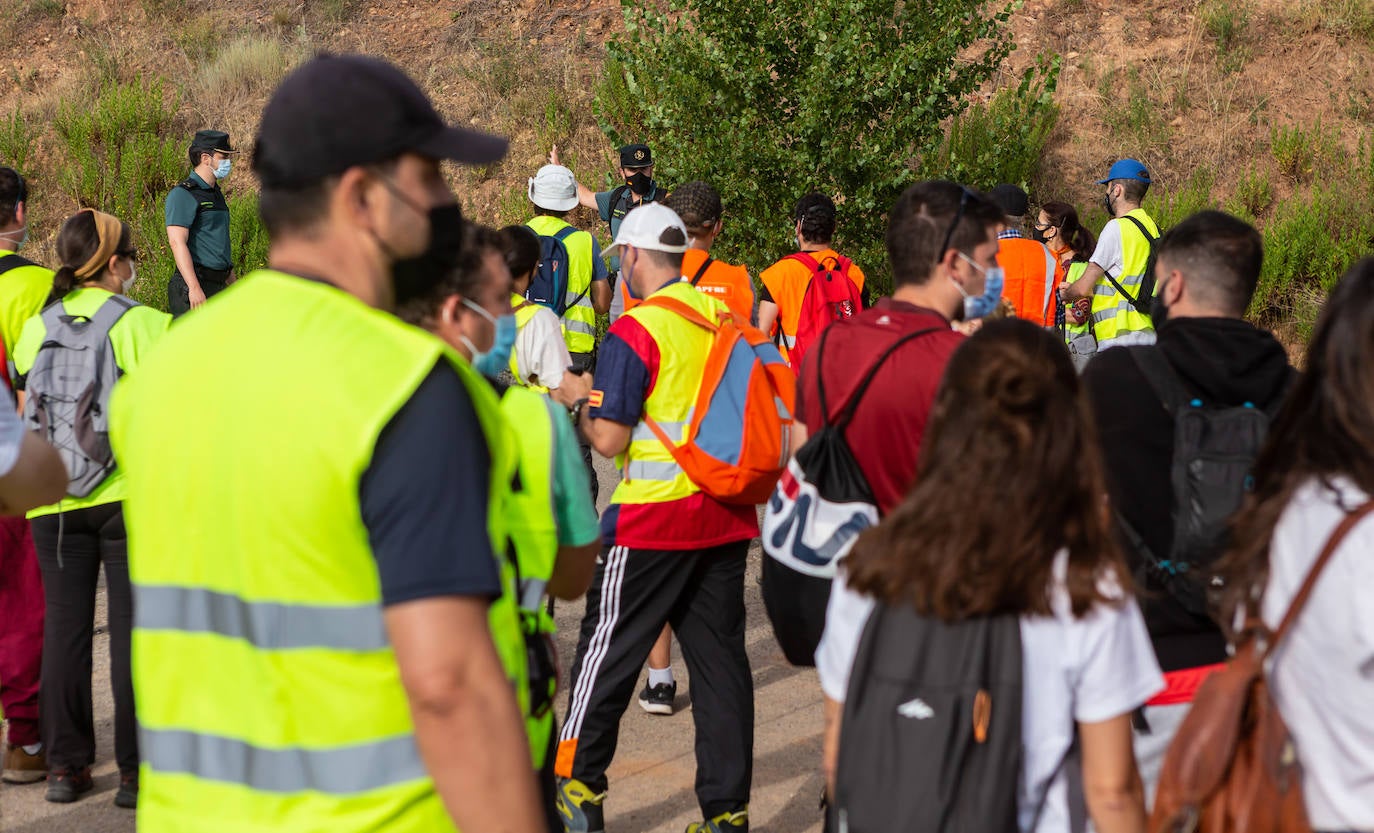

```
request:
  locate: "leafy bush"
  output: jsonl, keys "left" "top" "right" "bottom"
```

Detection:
{"left": 595, "top": 0, "right": 1032, "bottom": 294}
{"left": 1230, "top": 166, "right": 1273, "bottom": 218}
{"left": 1270, "top": 122, "right": 1339, "bottom": 182}
{"left": 0, "top": 106, "right": 35, "bottom": 171}
{"left": 1202, "top": 0, "right": 1250, "bottom": 73}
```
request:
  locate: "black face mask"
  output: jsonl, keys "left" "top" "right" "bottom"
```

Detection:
{"left": 391, "top": 203, "right": 465, "bottom": 307}
{"left": 1031, "top": 227, "right": 1048, "bottom": 244}
{"left": 1102, "top": 190, "right": 1115, "bottom": 217}
{"left": 1150, "top": 277, "right": 1170, "bottom": 330}
{"left": 626, "top": 171, "right": 652, "bottom": 196}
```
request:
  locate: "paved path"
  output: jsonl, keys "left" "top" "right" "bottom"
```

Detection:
{"left": 2, "top": 455, "right": 826, "bottom": 832}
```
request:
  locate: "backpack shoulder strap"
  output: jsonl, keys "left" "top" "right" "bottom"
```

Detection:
{"left": 1127, "top": 347, "right": 1191, "bottom": 418}
{"left": 0, "top": 253, "right": 35, "bottom": 276}
{"left": 552, "top": 225, "right": 577, "bottom": 242}
{"left": 689, "top": 256, "right": 714, "bottom": 286}
{"left": 609, "top": 184, "right": 631, "bottom": 213}
{"left": 88, "top": 294, "right": 138, "bottom": 330}
{"left": 1120, "top": 213, "right": 1159, "bottom": 241}
{"left": 1269, "top": 501, "right": 1374, "bottom": 651}
{"left": 785, "top": 252, "right": 823, "bottom": 273}
{"left": 830, "top": 327, "right": 945, "bottom": 430}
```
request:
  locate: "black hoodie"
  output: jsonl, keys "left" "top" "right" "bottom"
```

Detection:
{"left": 1083, "top": 317, "right": 1294, "bottom": 672}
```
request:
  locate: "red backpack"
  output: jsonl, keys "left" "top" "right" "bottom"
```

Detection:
{"left": 638, "top": 295, "right": 795, "bottom": 505}
{"left": 786, "top": 252, "right": 860, "bottom": 375}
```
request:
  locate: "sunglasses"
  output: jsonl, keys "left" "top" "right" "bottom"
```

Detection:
{"left": 937, "top": 186, "right": 975, "bottom": 261}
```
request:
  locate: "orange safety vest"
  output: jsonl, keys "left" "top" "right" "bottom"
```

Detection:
{"left": 997, "top": 236, "right": 1060, "bottom": 327}
{"left": 620, "top": 249, "right": 756, "bottom": 323}
{"left": 759, "top": 248, "right": 865, "bottom": 360}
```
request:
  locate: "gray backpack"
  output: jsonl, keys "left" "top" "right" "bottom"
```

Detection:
{"left": 21, "top": 295, "right": 136, "bottom": 497}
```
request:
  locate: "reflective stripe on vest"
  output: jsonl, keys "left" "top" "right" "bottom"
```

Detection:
{"left": 1091, "top": 210, "right": 1158, "bottom": 348}
{"left": 612, "top": 282, "right": 722, "bottom": 507}
{"left": 110, "top": 271, "right": 522, "bottom": 833}
{"left": 528, "top": 216, "right": 597, "bottom": 353}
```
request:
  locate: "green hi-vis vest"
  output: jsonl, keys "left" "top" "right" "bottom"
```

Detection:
{"left": 499, "top": 384, "right": 561, "bottom": 766}
{"left": 527, "top": 215, "right": 597, "bottom": 355}
{"left": 110, "top": 271, "right": 526, "bottom": 833}
{"left": 1060, "top": 261, "right": 1092, "bottom": 339}
{"left": 1091, "top": 208, "right": 1159, "bottom": 348}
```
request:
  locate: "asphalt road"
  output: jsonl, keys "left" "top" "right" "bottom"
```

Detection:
{"left": 1, "top": 453, "right": 825, "bottom": 833}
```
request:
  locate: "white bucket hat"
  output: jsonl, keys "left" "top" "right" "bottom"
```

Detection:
{"left": 528, "top": 164, "right": 579, "bottom": 212}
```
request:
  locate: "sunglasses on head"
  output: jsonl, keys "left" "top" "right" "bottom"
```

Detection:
{"left": 938, "top": 186, "right": 975, "bottom": 261}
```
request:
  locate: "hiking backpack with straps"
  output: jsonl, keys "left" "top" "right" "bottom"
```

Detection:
{"left": 636, "top": 293, "right": 793, "bottom": 505}
{"left": 1103, "top": 214, "right": 1161, "bottom": 315}
{"left": 832, "top": 605, "right": 1027, "bottom": 832}
{"left": 1150, "top": 501, "right": 1374, "bottom": 833}
{"left": 21, "top": 295, "right": 137, "bottom": 497}
{"left": 784, "top": 252, "right": 861, "bottom": 374}
{"left": 1117, "top": 347, "right": 1281, "bottom": 617}
{"left": 761, "top": 324, "right": 942, "bottom": 666}
{"left": 526, "top": 225, "right": 585, "bottom": 316}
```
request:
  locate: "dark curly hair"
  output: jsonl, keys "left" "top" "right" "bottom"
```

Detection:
{"left": 845, "top": 318, "right": 1127, "bottom": 620}
{"left": 664, "top": 181, "right": 722, "bottom": 234}
{"left": 793, "top": 192, "right": 836, "bottom": 244}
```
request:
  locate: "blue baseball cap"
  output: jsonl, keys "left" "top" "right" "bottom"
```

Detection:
{"left": 1096, "top": 159, "right": 1152, "bottom": 185}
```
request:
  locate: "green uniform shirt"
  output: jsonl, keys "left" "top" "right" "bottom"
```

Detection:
{"left": 12, "top": 287, "right": 171, "bottom": 517}
{"left": 0, "top": 250, "right": 53, "bottom": 359}
{"left": 164, "top": 172, "right": 233, "bottom": 271}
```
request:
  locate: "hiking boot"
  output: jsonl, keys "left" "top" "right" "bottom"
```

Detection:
{"left": 686, "top": 808, "right": 749, "bottom": 832}
{"left": 2, "top": 743, "right": 47, "bottom": 784}
{"left": 638, "top": 680, "right": 676, "bottom": 715}
{"left": 114, "top": 771, "right": 138, "bottom": 809}
{"left": 555, "top": 776, "right": 606, "bottom": 833}
{"left": 45, "top": 766, "right": 93, "bottom": 803}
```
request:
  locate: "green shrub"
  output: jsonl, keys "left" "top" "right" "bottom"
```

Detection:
{"left": 0, "top": 106, "right": 35, "bottom": 171}
{"left": 228, "top": 192, "right": 270, "bottom": 276}
{"left": 1231, "top": 166, "right": 1273, "bottom": 218}
{"left": 1201, "top": 0, "right": 1250, "bottom": 73}
{"left": 1270, "top": 122, "right": 1339, "bottom": 182}
{"left": 1097, "top": 64, "right": 1170, "bottom": 153}
{"left": 596, "top": 0, "right": 1029, "bottom": 294}
{"left": 1254, "top": 186, "right": 1374, "bottom": 324}
{"left": 195, "top": 34, "right": 308, "bottom": 103}
{"left": 1141, "top": 167, "right": 1218, "bottom": 231}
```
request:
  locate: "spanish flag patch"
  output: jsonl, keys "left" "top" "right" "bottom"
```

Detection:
{"left": 588, "top": 389, "right": 604, "bottom": 408}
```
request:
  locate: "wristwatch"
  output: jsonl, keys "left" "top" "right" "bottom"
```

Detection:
{"left": 571, "top": 396, "right": 591, "bottom": 422}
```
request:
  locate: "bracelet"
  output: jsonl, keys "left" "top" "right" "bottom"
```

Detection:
{"left": 571, "top": 396, "right": 591, "bottom": 420}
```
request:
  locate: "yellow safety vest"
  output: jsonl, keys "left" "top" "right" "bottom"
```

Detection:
{"left": 1060, "top": 261, "right": 1092, "bottom": 339}
{"left": 499, "top": 384, "right": 561, "bottom": 766}
{"left": 610, "top": 281, "right": 724, "bottom": 508}
{"left": 111, "top": 270, "right": 526, "bottom": 833}
{"left": 526, "top": 216, "right": 598, "bottom": 355}
{"left": 510, "top": 293, "right": 555, "bottom": 393}
{"left": 1091, "top": 208, "right": 1159, "bottom": 348}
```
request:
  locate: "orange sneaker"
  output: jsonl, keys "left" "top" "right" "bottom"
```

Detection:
{"left": 2, "top": 743, "right": 47, "bottom": 784}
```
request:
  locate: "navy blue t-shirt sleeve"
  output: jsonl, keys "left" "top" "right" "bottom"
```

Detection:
{"left": 590, "top": 236, "right": 609, "bottom": 282}
{"left": 588, "top": 330, "right": 650, "bottom": 427}
{"left": 361, "top": 361, "right": 500, "bottom": 607}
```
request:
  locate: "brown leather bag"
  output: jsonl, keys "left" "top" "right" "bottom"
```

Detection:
{"left": 1150, "top": 500, "right": 1374, "bottom": 833}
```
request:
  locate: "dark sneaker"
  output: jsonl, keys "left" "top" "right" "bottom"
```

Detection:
{"left": 114, "top": 771, "right": 138, "bottom": 809}
{"left": 45, "top": 767, "right": 93, "bottom": 803}
{"left": 2, "top": 743, "right": 47, "bottom": 784}
{"left": 686, "top": 808, "right": 749, "bottom": 832}
{"left": 555, "top": 776, "right": 606, "bottom": 833}
{"left": 638, "top": 680, "right": 676, "bottom": 715}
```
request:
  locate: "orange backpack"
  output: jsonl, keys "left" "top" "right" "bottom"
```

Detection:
{"left": 1150, "top": 501, "right": 1374, "bottom": 833}
{"left": 638, "top": 294, "right": 795, "bottom": 505}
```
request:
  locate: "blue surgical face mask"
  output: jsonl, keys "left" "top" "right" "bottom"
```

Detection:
{"left": 214, "top": 158, "right": 232, "bottom": 180}
{"left": 955, "top": 253, "right": 1005, "bottom": 320}
{"left": 622, "top": 247, "right": 643, "bottom": 300}
{"left": 461, "top": 298, "right": 517, "bottom": 377}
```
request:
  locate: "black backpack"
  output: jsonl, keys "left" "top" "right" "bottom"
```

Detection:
{"left": 761, "top": 324, "right": 942, "bottom": 666}
{"left": 833, "top": 605, "right": 1025, "bottom": 832}
{"left": 1103, "top": 214, "right": 1160, "bottom": 315}
{"left": 1116, "top": 348, "right": 1279, "bottom": 616}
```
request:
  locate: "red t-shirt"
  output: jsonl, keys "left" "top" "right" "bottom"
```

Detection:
{"left": 796, "top": 299, "right": 963, "bottom": 515}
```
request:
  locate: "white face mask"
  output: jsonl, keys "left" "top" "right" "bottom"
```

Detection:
{"left": 121, "top": 262, "right": 137, "bottom": 295}
{"left": 0, "top": 225, "right": 27, "bottom": 250}
{"left": 214, "top": 158, "right": 232, "bottom": 180}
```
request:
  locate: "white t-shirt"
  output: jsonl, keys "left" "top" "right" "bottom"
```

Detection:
{"left": 817, "top": 554, "right": 1163, "bottom": 833}
{"left": 0, "top": 397, "right": 23, "bottom": 477}
{"left": 515, "top": 306, "right": 572, "bottom": 391}
{"left": 1087, "top": 218, "right": 1124, "bottom": 279}
{"left": 1261, "top": 477, "right": 1374, "bottom": 831}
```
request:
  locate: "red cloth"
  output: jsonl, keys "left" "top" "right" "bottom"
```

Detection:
{"left": 0, "top": 514, "right": 43, "bottom": 745}
{"left": 1147, "top": 662, "right": 1225, "bottom": 706}
{"left": 796, "top": 299, "right": 964, "bottom": 515}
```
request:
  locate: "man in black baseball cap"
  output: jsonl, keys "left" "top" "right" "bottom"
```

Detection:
{"left": 118, "top": 53, "right": 546, "bottom": 833}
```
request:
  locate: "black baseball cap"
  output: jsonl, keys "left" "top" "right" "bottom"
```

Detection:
{"left": 619, "top": 143, "right": 653, "bottom": 168}
{"left": 253, "top": 54, "right": 508, "bottom": 189}
{"left": 191, "top": 130, "right": 237, "bottom": 154}
{"left": 989, "top": 183, "right": 1029, "bottom": 218}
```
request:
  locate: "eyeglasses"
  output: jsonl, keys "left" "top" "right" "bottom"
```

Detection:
{"left": 937, "top": 186, "right": 974, "bottom": 262}
{"left": 1033, "top": 221, "right": 1055, "bottom": 231}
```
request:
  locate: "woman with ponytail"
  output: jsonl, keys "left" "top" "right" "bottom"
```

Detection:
{"left": 1216, "top": 259, "right": 1374, "bottom": 833}
{"left": 1037, "top": 202, "right": 1099, "bottom": 366}
{"left": 816, "top": 319, "right": 1161, "bottom": 832}
{"left": 9, "top": 208, "right": 169, "bottom": 808}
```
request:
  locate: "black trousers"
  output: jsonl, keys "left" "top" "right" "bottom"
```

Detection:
{"left": 168, "top": 264, "right": 231, "bottom": 318}
{"left": 31, "top": 503, "right": 138, "bottom": 774}
{"left": 569, "top": 350, "right": 598, "bottom": 504}
{"left": 558, "top": 540, "right": 753, "bottom": 818}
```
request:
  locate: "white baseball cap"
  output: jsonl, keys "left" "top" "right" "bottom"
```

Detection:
{"left": 528, "top": 164, "right": 579, "bottom": 212}
{"left": 602, "top": 202, "right": 689, "bottom": 259}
